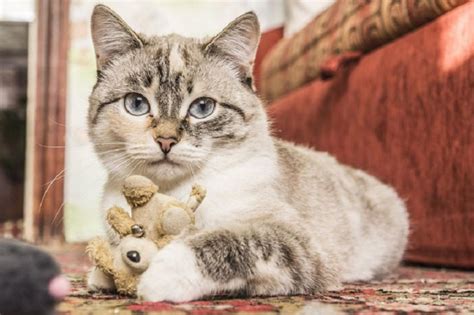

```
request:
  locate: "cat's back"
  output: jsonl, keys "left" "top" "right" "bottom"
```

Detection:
{"left": 273, "top": 138, "right": 350, "bottom": 195}
{"left": 272, "top": 138, "right": 409, "bottom": 280}
{"left": 272, "top": 137, "right": 404, "bottom": 219}
{"left": 272, "top": 138, "right": 359, "bottom": 227}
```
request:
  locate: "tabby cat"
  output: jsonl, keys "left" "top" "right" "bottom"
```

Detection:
{"left": 87, "top": 5, "right": 409, "bottom": 302}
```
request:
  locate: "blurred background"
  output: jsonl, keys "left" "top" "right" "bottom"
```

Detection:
{"left": 0, "top": 0, "right": 472, "bottom": 271}
{"left": 0, "top": 0, "right": 333, "bottom": 242}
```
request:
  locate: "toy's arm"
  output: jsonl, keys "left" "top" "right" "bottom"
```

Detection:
{"left": 159, "top": 185, "right": 205, "bottom": 236}
{"left": 185, "top": 185, "right": 206, "bottom": 212}
{"left": 86, "top": 238, "right": 116, "bottom": 277}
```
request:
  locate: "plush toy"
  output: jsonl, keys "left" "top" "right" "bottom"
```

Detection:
{"left": 0, "top": 238, "right": 70, "bottom": 315}
{"left": 87, "top": 175, "right": 206, "bottom": 296}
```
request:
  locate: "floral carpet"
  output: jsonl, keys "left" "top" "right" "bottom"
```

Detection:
{"left": 50, "top": 244, "right": 474, "bottom": 314}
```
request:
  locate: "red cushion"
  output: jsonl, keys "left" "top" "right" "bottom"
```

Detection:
{"left": 253, "top": 27, "right": 283, "bottom": 93}
{"left": 268, "top": 3, "right": 474, "bottom": 268}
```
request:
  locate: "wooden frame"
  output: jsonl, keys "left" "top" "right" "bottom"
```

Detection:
{"left": 24, "top": 0, "right": 70, "bottom": 242}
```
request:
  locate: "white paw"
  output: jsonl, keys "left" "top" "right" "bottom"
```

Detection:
{"left": 137, "top": 242, "right": 212, "bottom": 302}
{"left": 87, "top": 267, "right": 115, "bottom": 292}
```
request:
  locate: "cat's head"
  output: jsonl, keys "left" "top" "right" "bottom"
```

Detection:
{"left": 88, "top": 5, "right": 269, "bottom": 185}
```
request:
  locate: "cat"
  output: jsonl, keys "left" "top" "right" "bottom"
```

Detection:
{"left": 87, "top": 4, "right": 409, "bottom": 302}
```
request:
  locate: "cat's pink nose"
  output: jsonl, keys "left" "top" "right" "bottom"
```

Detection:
{"left": 156, "top": 137, "right": 178, "bottom": 154}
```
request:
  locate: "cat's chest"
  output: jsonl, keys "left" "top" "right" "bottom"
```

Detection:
{"left": 102, "top": 156, "right": 278, "bottom": 229}
{"left": 166, "top": 180, "right": 261, "bottom": 229}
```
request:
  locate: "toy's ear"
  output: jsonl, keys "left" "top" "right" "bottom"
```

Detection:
{"left": 120, "top": 236, "right": 158, "bottom": 272}
{"left": 122, "top": 175, "right": 159, "bottom": 208}
{"left": 86, "top": 238, "right": 115, "bottom": 276}
{"left": 106, "top": 206, "right": 136, "bottom": 237}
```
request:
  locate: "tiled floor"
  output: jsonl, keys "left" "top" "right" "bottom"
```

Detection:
{"left": 51, "top": 244, "right": 474, "bottom": 314}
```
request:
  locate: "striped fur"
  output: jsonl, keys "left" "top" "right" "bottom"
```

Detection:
{"left": 87, "top": 5, "right": 409, "bottom": 302}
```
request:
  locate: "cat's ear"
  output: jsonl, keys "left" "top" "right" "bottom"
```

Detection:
{"left": 204, "top": 12, "right": 260, "bottom": 84}
{"left": 91, "top": 4, "right": 143, "bottom": 70}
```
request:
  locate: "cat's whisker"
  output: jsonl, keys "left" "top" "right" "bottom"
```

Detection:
{"left": 103, "top": 155, "right": 134, "bottom": 170}
{"left": 126, "top": 151, "right": 153, "bottom": 157}
{"left": 50, "top": 201, "right": 65, "bottom": 226}
{"left": 95, "top": 148, "right": 128, "bottom": 155}
{"left": 106, "top": 155, "right": 136, "bottom": 182}
{"left": 37, "top": 144, "right": 66, "bottom": 149}
{"left": 100, "top": 155, "right": 135, "bottom": 178}
{"left": 38, "top": 169, "right": 65, "bottom": 215}
{"left": 185, "top": 163, "right": 199, "bottom": 184}
{"left": 91, "top": 140, "right": 129, "bottom": 145}
{"left": 49, "top": 118, "right": 66, "bottom": 127}
{"left": 38, "top": 150, "right": 121, "bottom": 216}
{"left": 128, "top": 159, "right": 146, "bottom": 177}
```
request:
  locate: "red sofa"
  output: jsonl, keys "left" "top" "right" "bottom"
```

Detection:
{"left": 256, "top": 3, "right": 474, "bottom": 268}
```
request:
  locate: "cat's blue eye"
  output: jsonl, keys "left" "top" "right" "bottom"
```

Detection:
{"left": 188, "top": 97, "right": 216, "bottom": 119}
{"left": 124, "top": 93, "right": 150, "bottom": 116}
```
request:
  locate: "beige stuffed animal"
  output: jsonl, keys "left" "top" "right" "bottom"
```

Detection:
{"left": 86, "top": 175, "right": 206, "bottom": 296}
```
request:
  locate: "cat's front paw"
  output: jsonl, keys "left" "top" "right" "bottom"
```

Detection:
{"left": 137, "top": 242, "right": 211, "bottom": 302}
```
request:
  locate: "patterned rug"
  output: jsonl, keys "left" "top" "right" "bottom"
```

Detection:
{"left": 50, "top": 244, "right": 474, "bottom": 314}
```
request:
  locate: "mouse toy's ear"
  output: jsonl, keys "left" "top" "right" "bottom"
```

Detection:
{"left": 106, "top": 206, "right": 138, "bottom": 237}
{"left": 122, "top": 175, "right": 159, "bottom": 208}
{"left": 86, "top": 238, "right": 115, "bottom": 277}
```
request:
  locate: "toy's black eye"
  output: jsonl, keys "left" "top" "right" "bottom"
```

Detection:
{"left": 188, "top": 97, "right": 216, "bottom": 119}
{"left": 124, "top": 93, "right": 150, "bottom": 116}
{"left": 126, "top": 251, "right": 141, "bottom": 263}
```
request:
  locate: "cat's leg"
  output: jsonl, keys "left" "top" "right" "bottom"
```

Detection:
{"left": 137, "top": 221, "right": 339, "bottom": 302}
